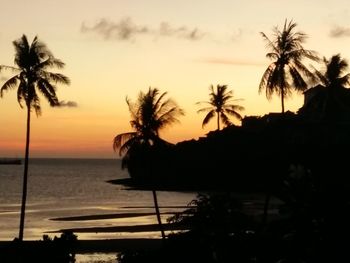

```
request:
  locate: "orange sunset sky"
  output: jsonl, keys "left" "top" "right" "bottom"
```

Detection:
{"left": 0, "top": 0, "right": 350, "bottom": 158}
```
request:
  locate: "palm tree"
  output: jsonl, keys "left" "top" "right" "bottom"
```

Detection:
{"left": 316, "top": 54, "right": 350, "bottom": 88}
{"left": 113, "top": 87, "right": 184, "bottom": 239}
{"left": 0, "top": 35, "right": 70, "bottom": 241}
{"left": 259, "top": 19, "right": 319, "bottom": 113}
{"left": 197, "top": 84, "right": 244, "bottom": 130}
{"left": 299, "top": 54, "right": 350, "bottom": 120}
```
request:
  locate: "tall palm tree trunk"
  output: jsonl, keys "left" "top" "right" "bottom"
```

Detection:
{"left": 152, "top": 190, "right": 165, "bottom": 239}
{"left": 281, "top": 89, "right": 285, "bottom": 114}
{"left": 217, "top": 112, "right": 220, "bottom": 130}
{"left": 19, "top": 106, "right": 31, "bottom": 241}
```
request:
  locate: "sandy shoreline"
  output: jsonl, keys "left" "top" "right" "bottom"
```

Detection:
{"left": 48, "top": 222, "right": 187, "bottom": 234}
{"left": 50, "top": 212, "right": 177, "bottom": 221}
{"left": 0, "top": 238, "right": 162, "bottom": 253}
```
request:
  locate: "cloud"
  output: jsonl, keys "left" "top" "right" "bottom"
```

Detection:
{"left": 231, "top": 28, "right": 243, "bottom": 41}
{"left": 158, "top": 22, "right": 205, "bottom": 41}
{"left": 197, "top": 57, "right": 265, "bottom": 66}
{"left": 81, "top": 17, "right": 205, "bottom": 41}
{"left": 58, "top": 100, "right": 78, "bottom": 108}
{"left": 81, "top": 17, "right": 148, "bottom": 40}
{"left": 329, "top": 25, "right": 350, "bottom": 38}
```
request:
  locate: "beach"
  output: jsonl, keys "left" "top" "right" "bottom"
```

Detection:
{"left": 0, "top": 158, "right": 195, "bottom": 261}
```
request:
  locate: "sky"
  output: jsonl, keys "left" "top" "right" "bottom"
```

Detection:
{"left": 0, "top": 0, "right": 350, "bottom": 158}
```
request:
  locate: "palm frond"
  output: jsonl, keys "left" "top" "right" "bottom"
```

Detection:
{"left": 311, "top": 65, "right": 328, "bottom": 86}
{"left": 259, "top": 63, "right": 276, "bottom": 99}
{"left": 0, "top": 65, "right": 20, "bottom": 73}
{"left": 220, "top": 113, "right": 232, "bottom": 127}
{"left": 30, "top": 92, "right": 42, "bottom": 116}
{"left": 338, "top": 73, "right": 350, "bottom": 87}
{"left": 224, "top": 108, "right": 243, "bottom": 121}
{"left": 36, "top": 79, "right": 59, "bottom": 106}
{"left": 293, "top": 59, "right": 317, "bottom": 83}
{"left": 288, "top": 65, "right": 308, "bottom": 91}
{"left": 202, "top": 110, "right": 215, "bottom": 128}
{"left": 157, "top": 106, "right": 184, "bottom": 128}
{"left": 196, "top": 101, "right": 212, "bottom": 106}
{"left": 17, "top": 81, "right": 26, "bottom": 108}
{"left": 113, "top": 132, "right": 137, "bottom": 154}
{"left": 266, "top": 52, "right": 279, "bottom": 60}
{"left": 197, "top": 106, "right": 214, "bottom": 114}
{"left": 0, "top": 75, "right": 19, "bottom": 97}
{"left": 260, "top": 32, "right": 278, "bottom": 54}
{"left": 37, "top": 57, "right": 65, "bottom": 70}
{"left": 226, "top": 104, "right": 245, "bottom": 112}
{"left": 154, "top": 90, "right": 167, "bottom": 111}
{"left": 126, "top": 96, "right": 138, "bottom": 121}
{"left": 41, "top": 72, "right": 70, "bottom": 85}
{"left": 299, "top": 49, "right": 320, "bottom": 62}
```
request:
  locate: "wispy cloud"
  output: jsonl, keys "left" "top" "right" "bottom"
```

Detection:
{"left": 197, "top": 57, "right": 265, "bottom": 66}
{"left": 158, "top": 22, "right": 205, "bottom": 41}
{"left": 81, "top": 17, "right": 149, "bottom": 41}
{"left": 58, "top": 100, "right": 78, "bottom": 108}
{"left": 81, "top": 17, "right": 206, "bottom": 41}
{"left": 329, "top": 25, "right": 350, "bottom": 38}
{"left": 231, "top": 28, "right": 243, "bottom": 41}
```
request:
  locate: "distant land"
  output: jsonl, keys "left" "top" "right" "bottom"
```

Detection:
{"left": 0, "top": 158, "right": 21, "bottom": 165}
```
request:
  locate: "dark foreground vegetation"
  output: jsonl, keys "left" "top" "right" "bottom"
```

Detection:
{"left": 0, "top": 231, "right": 77, "bottom": 263}
{"left": 116, "top": 112, "right": 350, "bottom": 192}
{"left": 110, "top": 111, "right": 350, "bottom": 263}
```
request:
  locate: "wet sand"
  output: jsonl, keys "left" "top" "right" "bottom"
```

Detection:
{"left": 48, "top": 222, "right": 187, "bottom": 234}
{"left": 0, "top": 238, "right": 162, "bottom": 253}
{"left": 50, "top": 212, "right": 179, "bottom": 221}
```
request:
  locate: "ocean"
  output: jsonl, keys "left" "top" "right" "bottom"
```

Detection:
{"left": 0, "top": 158, "right": 195, "bottom": 241}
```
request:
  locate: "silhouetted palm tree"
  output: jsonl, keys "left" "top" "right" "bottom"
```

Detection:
{"left": 299, "top": 54, "right": 350, "bottom": 121}
{"left": 0, "top": 35, "right": 70, "bottom": 241}
{"left": 197, "top": 84, "right": 244, "bottom": 130}
{"left": 259, "top": 19, "right": 318, "bottom": 113}
{"left": 113, "top": 87, "right": 184, "bottom": 239}
{"left": 315, "top": 54, "right": 350, "bottom": 89}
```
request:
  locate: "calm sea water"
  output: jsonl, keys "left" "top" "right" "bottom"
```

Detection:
{"left": 0, "top": 158, "right": 195, "bottom": 241}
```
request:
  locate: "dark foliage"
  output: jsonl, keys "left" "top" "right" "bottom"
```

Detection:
{"left": 123, "top": 112, "right": 350, "bottom": 194}
{"left": 0, "top": 231, "right": 77, "bottom": 263}
{"left": 118, "top": 167, "right": 350, "bottom": 262}
{"left": 116, "top": 111, "right": 350, "bottom": 262}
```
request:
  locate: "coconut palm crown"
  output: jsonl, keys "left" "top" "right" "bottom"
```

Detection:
{"left": 113, "top": 87, "right": 184, "bottom": 162}
{"left": 314, "top": 54, "right": 350, "bottom": 89}
{"left": 197, "top": 84, "right": 244, "bottom": 130}
{"left": 299, "top": 54, "right": 350, "bottom": 120}
{"left": 259, "top": 19, "right": 319, "bottom": 113}
{"left": 0, "top": 35, "right": 70, "bottom": 114}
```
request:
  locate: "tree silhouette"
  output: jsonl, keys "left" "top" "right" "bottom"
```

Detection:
{"left": 259, "top": 19, "right": 318, "bottom": 113}
{"left": 0, "top": 35, "right": 70, "bottom": 241}
{"left": 299, "top": 54, "right": 350, "bottom": 121}
{"left": 113, "top": 87, "right": 184, "bottom": 239}
{"left": 315, "top": 54, "right": 350, "bottom": 88}
{"left": 197, "top": 84, "right": 244, "bottom": 130}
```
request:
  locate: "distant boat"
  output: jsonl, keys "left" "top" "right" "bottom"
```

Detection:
{"left": 0, "top": 158, "right": 22, "bottom": 165}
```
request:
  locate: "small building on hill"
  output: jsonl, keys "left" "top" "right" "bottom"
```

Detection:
{"left": 298, "top": 84, "right": 350, "bottom": 122}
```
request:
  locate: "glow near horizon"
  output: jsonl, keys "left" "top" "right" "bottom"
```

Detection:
{"left": 0, "top": 0, "right": 349, "bottom": 158}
